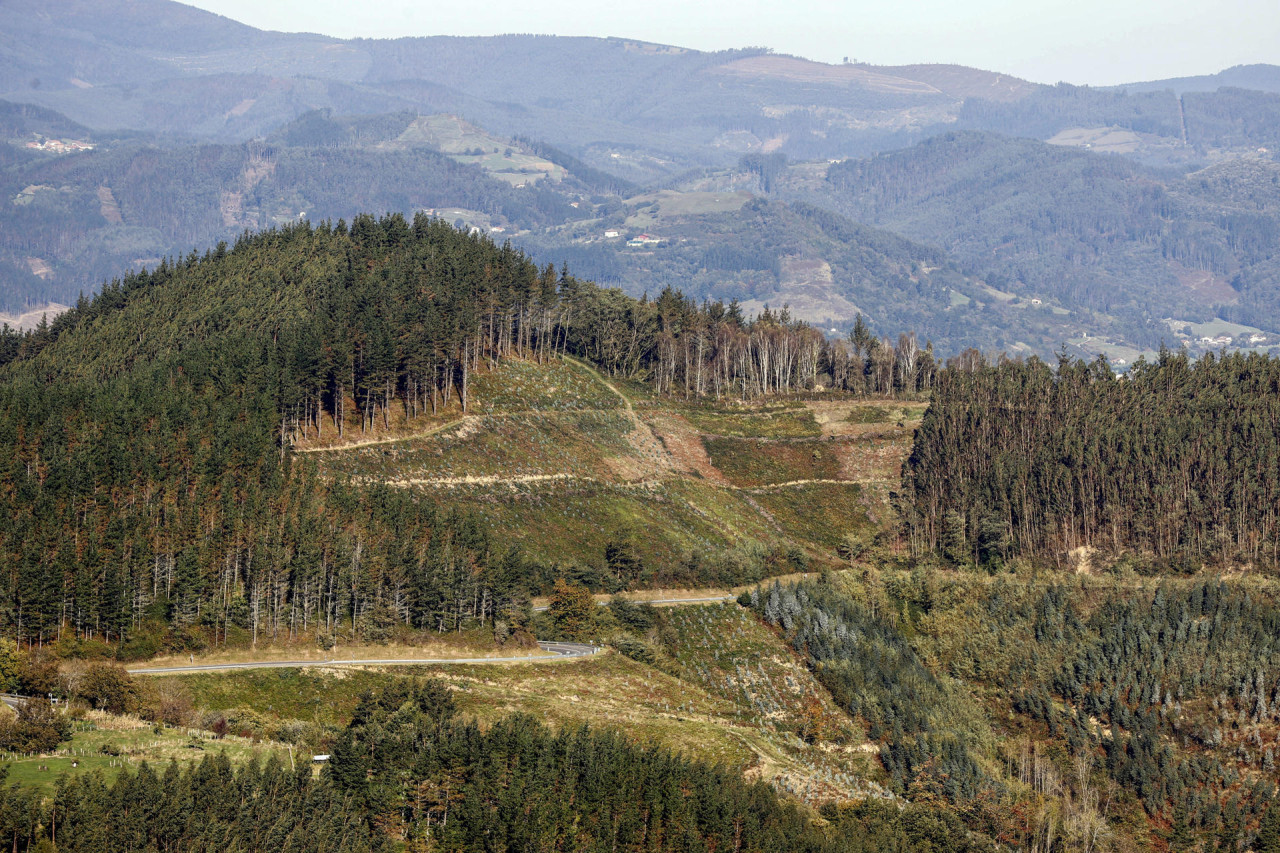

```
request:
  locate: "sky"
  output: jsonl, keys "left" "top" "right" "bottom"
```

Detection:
{"left": 181, "top": 0, "right": 1278, "bottom": 86}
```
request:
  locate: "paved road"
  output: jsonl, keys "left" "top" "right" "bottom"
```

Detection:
{"left": 126, "top": 641, "right": 599, "bottom": 675}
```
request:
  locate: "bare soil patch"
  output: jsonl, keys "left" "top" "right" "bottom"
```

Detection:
{"left": 1174, "top": 264, "right": 1239, "bottom": 306}
{"left": 96, "top": 185, "right": 123, "bottom": 225}
{"left": 876, "top": 64, "right": 1036, "bottom": 101}
{"left": 646, "top": 412, "right": 730, "bottom": 484}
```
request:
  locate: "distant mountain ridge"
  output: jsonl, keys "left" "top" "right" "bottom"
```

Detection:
{"left": 1, "top": 0, "right": 1038, "bottom": 153}
{"left": 813, "top": 131, "right": 1280, "bottom": 355}
{"left": 1114, "top": 64, "right": 1280, "bottom": 95}
{"left": 5, "top": 0, "right": 1277, "bottom": 170}
{"left": 3, "top": 0, "right": 1280, "bottom": 358}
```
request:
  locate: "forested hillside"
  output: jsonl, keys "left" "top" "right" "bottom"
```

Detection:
{"left": 954, "top": 82, "right": 1280, "bottom": 153}
{"left": 754, "top": 573, "right": 1280, "bottom": 852}
{"left": 2, "top": 213, "right": 1280, "bottom": 851}
{"left": 524, "top": 197, "right": 988, "bottom": 342}
{"left": 900, "top": 349, "right": 1280, "bottom": 568}
{"left": 0, "top": 213, "right": 925, "bottom": 650}
{"left": 0, "top": 132, "right": 575, "bottom": 309}
{"left": 11, "top": 6, "right": 1280, "bottom": 851}
{"left": 0, "top": 676, "right": 1015, "bottom": 852}
{"left": 1, "top": 110, "right": 1022, "bottom": 355}
{"left": 820, "top": 132, "right": 1280, "bottom": 349}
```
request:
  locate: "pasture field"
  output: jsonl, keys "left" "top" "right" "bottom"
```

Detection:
{"left": 1, "top": 709, "right": 289, "bottom": 794}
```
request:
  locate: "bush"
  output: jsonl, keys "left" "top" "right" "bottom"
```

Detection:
{"left": 78, "top": 663, "right": 136, "bottom": 714}
{"left": 115, "top": 632, "right": 162, "bottom": 662}
{"left": 0, "top": 639, "right": 20, "bottom": 692}
{"left": 52, "top": 636, "right": 114, "bottom": 660}
{"left": 610, "top": 632, "right": 656, "bottom": 665}
{"left": 846, "top": 405, "right": 890, "bottom": 424}
{"left": 0, "top": 697, "right": 71, "bottom": 753}
{"left": 273, "top": 719, "right": 310, "bottom": 744}
{"left": 164, "top": 627, "right": 207, "bottom": 654}
{"left": 224, "top": 707, "right": 272, "bottom": 739}
{"left": 18, "top": 652, "right": 60, "bottom": 696}
{"left": 136, "top": 678, "right": 193, "bottom": 727}
{"left": 608, "top": 598, "right": 656, "bottom": 633}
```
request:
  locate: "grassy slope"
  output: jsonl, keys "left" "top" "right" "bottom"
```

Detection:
{"left": 1, "top": 708, "right": 289, "bottom": 793}
{"left": 166, "top": 599, "right": 891, "bottom": 804}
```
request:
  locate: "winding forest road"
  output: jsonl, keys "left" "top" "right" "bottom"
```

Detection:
{"left": 125, "top": 641, "right": 600, "bottom": 675}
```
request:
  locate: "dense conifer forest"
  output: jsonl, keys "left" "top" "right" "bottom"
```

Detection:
{"left": 900, "top": 349, "right": 1280, "bottom": 568}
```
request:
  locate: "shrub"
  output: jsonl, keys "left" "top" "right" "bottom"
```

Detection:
{"left": 224, "top": 707, "right": 272, "bottom": 739}
{"left": 52, "top": 636, "right": 114, "bottom": 660}
{"left": 845, "top": 405, "right": 890, "bottom": 424}
{"left": 116, "top": 632, "right": 162, "bottom": 662}
{"left": 0, "top": 697, "right": 71, "bottom": 753}
{"left": 608, "top": 598, "right": 656, "bottom": 633}
{"left": 137, "top": 678, "right": 193, "bottom": 727}
{"left": 78, "top": 663, "right": 137, "bottom": 714}
{"left": 0, "top": 639, "right": 20, "bottom": 692}
{"left": 610, "top": 632, "right": 656, "bottom": 665}
{"left": 18, "top": 652, "right": 60, "bottom": 696}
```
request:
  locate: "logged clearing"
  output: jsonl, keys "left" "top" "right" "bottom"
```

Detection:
{"left": 741, "top": 257, "right": 865, "bottom": 326}
{"left": 392, "top": 114, "right": 566, "bottom": 184}
{"left": 624, "top": 189, "right": 753, "bottom": 218}
{"left": 307, "top": 357, "right": 915, "bottom": 566}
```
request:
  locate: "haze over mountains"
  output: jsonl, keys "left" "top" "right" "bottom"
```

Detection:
{"left": 3, "top": 0, "right": 1280, "bottom": 359}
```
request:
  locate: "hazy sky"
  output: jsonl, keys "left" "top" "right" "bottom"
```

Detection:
{"left": 182, "top": 0, "right": 1277, "bottom": 86}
